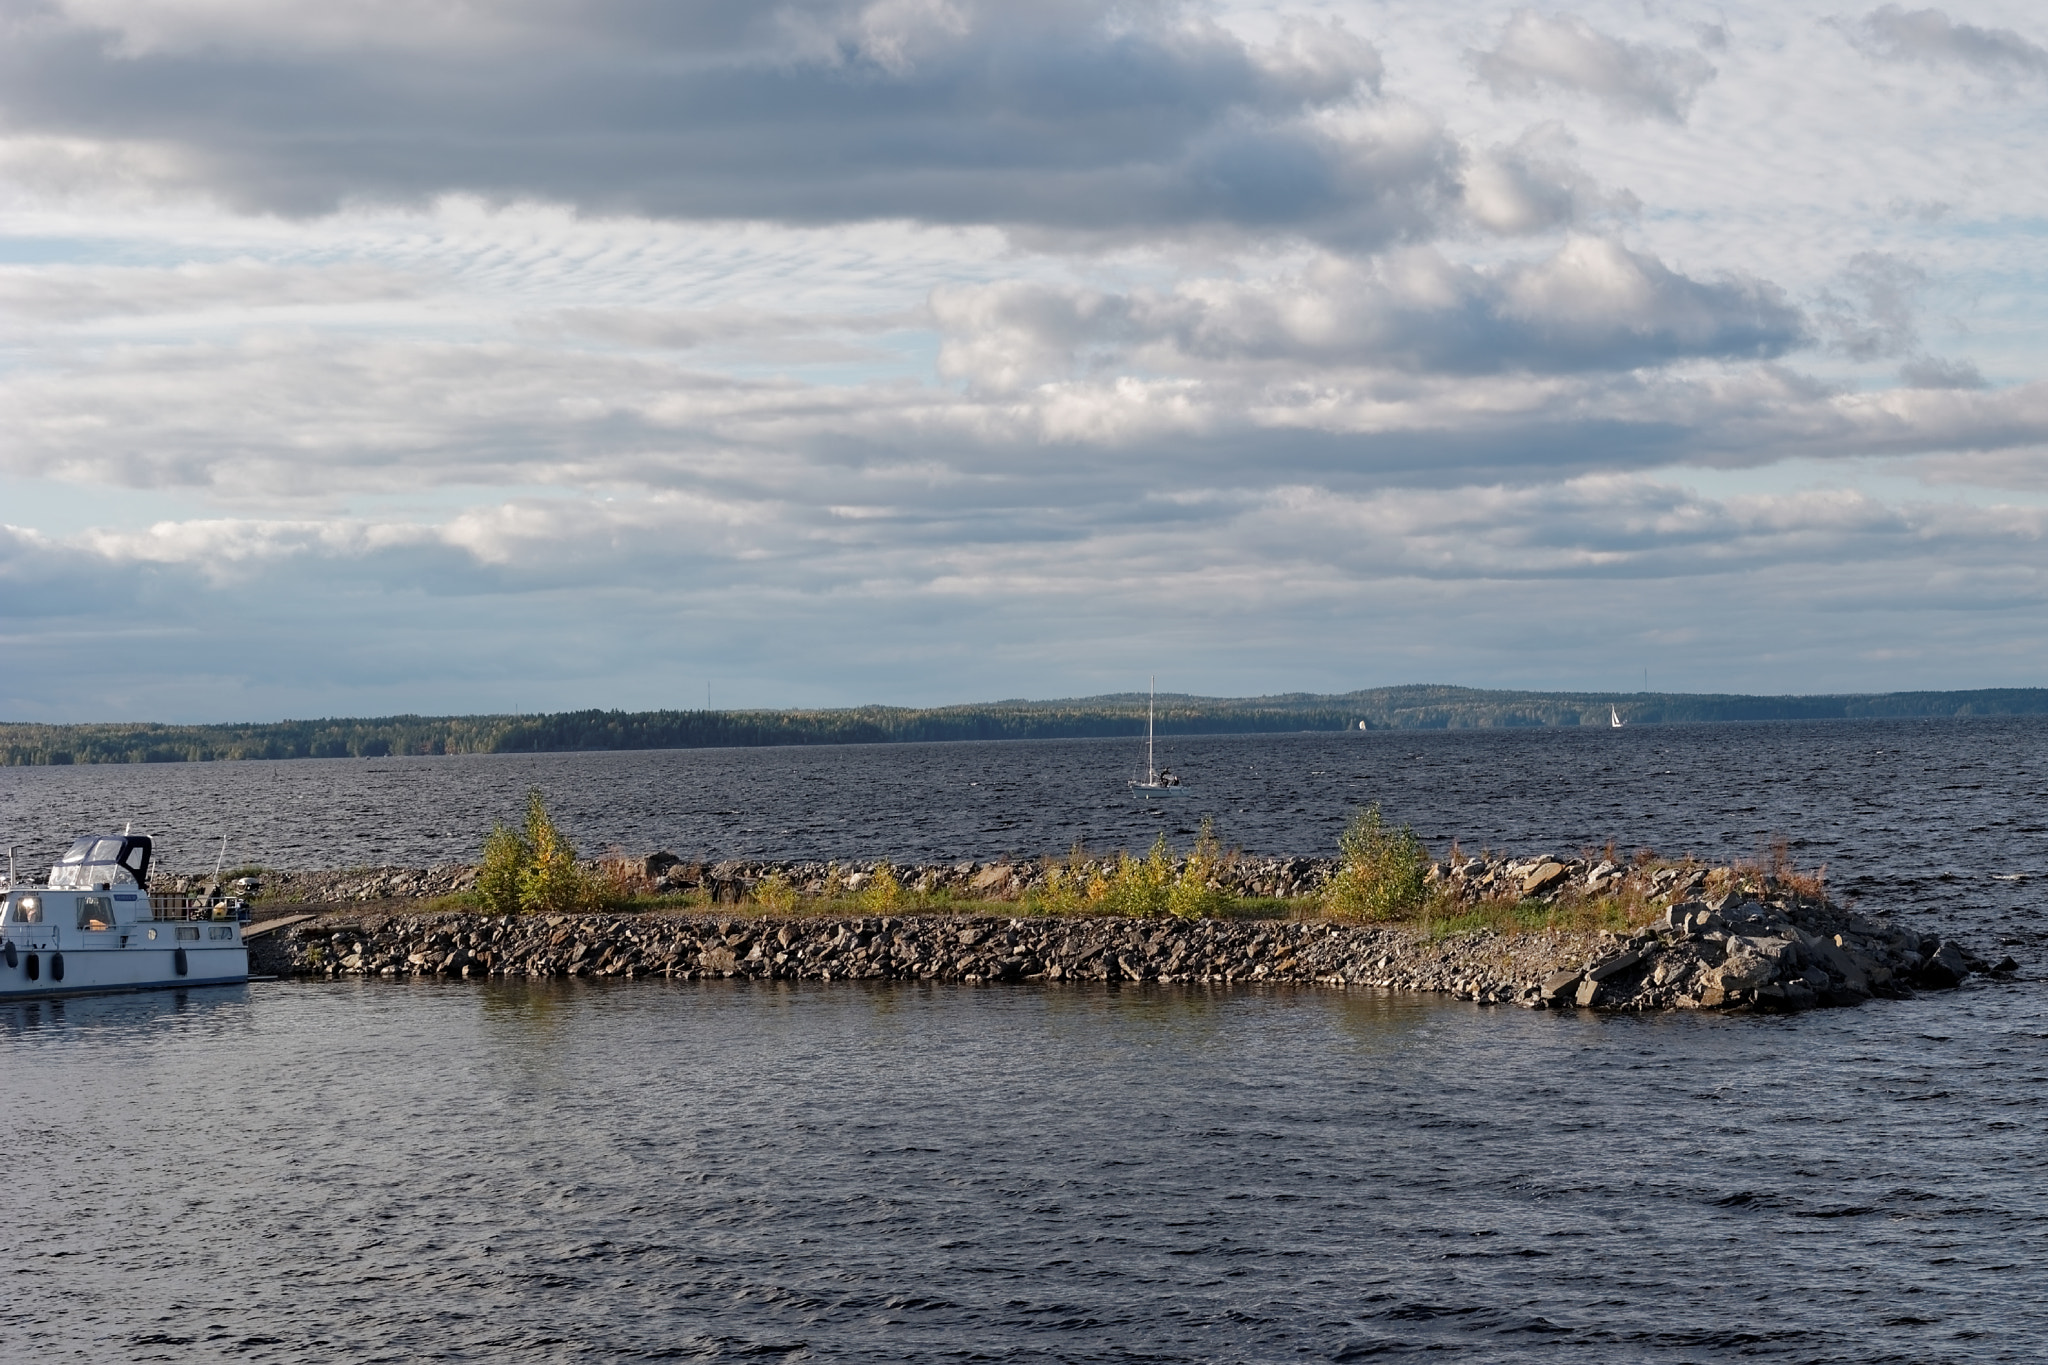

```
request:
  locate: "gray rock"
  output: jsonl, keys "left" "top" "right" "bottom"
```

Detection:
{"left": 1585, "top": 949, "right": 1643, "bottom": 983}
{"left": 1712, "top": 950, "right": 1777, "bottom": 993}
{"left": 1916, "top": 941, "right": 1970, "bottom": 988}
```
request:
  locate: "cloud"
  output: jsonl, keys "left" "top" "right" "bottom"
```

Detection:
{"left": 0, "top": 0, "right": 1469, "bottom": 250}
{"left": 1898, "top": 354, "right": 1985, "bottom": 390}
{"left": 933, "top": 238, "right": 1804, "bottom": 390}
{"left": 1458, "top": 123, "right": 1635, "bottom": 234}
{"left": 0, "top": 259, "right": 420, "bottom": 326}
{"left": 1814, "top": 252, "right": 1925, "bottom": 360}
{"left": 10, "top": 301, "right": 2042, "bottom": 527}
{"left": 1473, "top": 10, "right": 1716, "bottom": 121}
{"left": 9, "top": 472, "right": 2048, "bottom": 720}
{"left": 1844, "top": 6, "right": 2048, "bottom": 80}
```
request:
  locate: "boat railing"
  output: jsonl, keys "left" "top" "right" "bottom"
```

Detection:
{"left": 147, "top": 894, "right": 251, "bottom": 923}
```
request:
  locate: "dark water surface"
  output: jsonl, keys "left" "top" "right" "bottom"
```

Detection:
{"left": 2, "top": 720, "right": 2045, "bottom": 1361}
{"left": 3, "top": 717, "right": 2048, "bottom": 946}
{"left": 2, "top": 979, "right": 2043, "bottom": 1363}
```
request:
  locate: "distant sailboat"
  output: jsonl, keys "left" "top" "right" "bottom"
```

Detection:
{"left": 1130, "top": 676, "right": 1185, "bottom": 794}
{"left": 1610, "top": 706, "right": 1627, "bottom": 729}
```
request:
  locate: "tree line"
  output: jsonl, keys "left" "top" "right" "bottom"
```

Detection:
{"left": 4, "top": 685, "right": 2045, "bottom": 765}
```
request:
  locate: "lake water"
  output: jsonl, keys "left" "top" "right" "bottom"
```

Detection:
{"left": 3, "top": 978, "right": 2043, "bottom": 1362}
{"left": 1, "top": 719, "right": 2044, "bottom": 1361}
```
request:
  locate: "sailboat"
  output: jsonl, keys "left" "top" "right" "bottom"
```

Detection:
{"left": 1610, "top": 706, "right": 1627, "bottom": 729}
{"left": 1130, "top": 677, "right": 1185, "bottom": 794}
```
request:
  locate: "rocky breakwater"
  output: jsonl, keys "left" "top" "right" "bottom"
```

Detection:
{"left": 263, "top": 912, "right": 1596, "bottom": 999}
{"left": 256, "top": 895, "right": 2005, "bottom": 1014}
{"left": 1536, "top": 891, "right": 2012, "bottom": 1012}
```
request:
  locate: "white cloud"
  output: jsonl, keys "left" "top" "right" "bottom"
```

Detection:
{"left": 8, "top": 470, "right": 2048, "bottom": 719}
{"left": 1843, "top": 6, "right": 2048, "bottom": 81}
{"left": 0, "top": 0, "right": 1447, "bottom": 250}
{"left": 933, "top": 238, "right": 1803, "bottom": 390}
{"left": 1473, "top": 10, "right": 1716, "bottom": 121}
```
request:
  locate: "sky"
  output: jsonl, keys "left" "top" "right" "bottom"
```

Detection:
{"left": 2, "top": 0, "right": 2046, "bottom": 722}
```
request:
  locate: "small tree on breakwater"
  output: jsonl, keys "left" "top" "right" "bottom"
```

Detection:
{"left": 1323, "top": 804, "right": 1429, "bottom": 922}
{"left": 476, "top": 788, "right": 607, "bottom": 915}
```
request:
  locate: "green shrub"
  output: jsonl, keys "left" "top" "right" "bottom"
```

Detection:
{"left": 1091, "top": 833, "right": 1173, "bottom": 917}
{"left": 860, "top": 862, "right": 906, "bottom": 913}
{"left": 473, "top": 787, "right": 607, "bottom": 915}
{"left": 1324, "top": 804, "right": 1428, "bottom": 922}
{"left": 475, "top": 820, "right": 529, "bottom": 915}
{"left": 1167, "top": 818, "right": 1232, "bottom": 920}
{"left": 752, "top": 871, "right": 799, "bottom": 912}
{"left": 1026, "top": 845, "right": 1091, "bottom": 915}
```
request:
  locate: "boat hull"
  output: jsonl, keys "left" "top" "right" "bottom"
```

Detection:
{"left": 0, "top": 944, "right": 247, "bottom": 1000}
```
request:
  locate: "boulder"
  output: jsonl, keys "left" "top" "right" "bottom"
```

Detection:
{"left": 1800, "top": 934, "right": 1870, "bottom": 997}
{"left": 1585, "top": 949, "right": 1644, "bottom": 983}
{"left": 1522, "top": 862, "right": 1570, "bottom": 896}
{"left": 1914, "top": 941, "right": 1971, "bottom": 988}
{"left": 1710, "top": 950, "right": 1777, "bottom": 993}
{"left": 1665, "top": 900, "right": 1706, "bottom": 930}
{"left": 1542, "top": 969, "right": 1583, "bottom": 1002}
{"left": 971, "top": 864, "right": 1014, "bottom": 894}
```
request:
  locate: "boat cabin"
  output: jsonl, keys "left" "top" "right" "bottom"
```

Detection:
{"left": 1, "top": 835, "right": 161, "bottom": 935}
{"left": 47, "top": 834, "right": 154, "bottom": 891}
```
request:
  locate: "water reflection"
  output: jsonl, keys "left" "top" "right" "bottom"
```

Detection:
{"left": 0, "top": 982, "right": 253, "bottom": 1040}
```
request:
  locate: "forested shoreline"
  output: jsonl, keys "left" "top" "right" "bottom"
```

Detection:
{"left": 4, "top": 684, "right": 2045, "bottom": 765}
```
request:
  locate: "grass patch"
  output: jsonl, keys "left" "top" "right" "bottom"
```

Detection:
{"left": 1420, "top": 895, "right": 1656, "bottom": 939}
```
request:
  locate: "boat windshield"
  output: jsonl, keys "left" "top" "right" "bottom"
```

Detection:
{"left": 47, "top": 834, "right": 151, "bottom": 890}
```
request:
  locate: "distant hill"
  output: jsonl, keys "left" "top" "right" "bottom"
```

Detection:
{"left": 3, "top": 684, "right": 2045, "bottom": 765}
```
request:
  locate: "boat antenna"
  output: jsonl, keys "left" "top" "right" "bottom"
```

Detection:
{"left": 211, "top": 834, "right": 229, "bottom": 885}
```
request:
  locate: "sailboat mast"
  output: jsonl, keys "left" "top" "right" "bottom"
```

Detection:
{"left": 1147, "top": 675, "right": 1156, "bottom": 783}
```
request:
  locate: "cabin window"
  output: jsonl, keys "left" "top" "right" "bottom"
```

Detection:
{"left": 9, "top": 895, "right": 42, "bottom": 924}
{"left": 122, "top": 844, "right": 147, "bottom": 872}
{"left": 78, "top": 896, "right": 114, "bottom": 931}
{"left": 209, "top": 926, "right": 234, "bottom": 940}
{"left": 175, "top": 926, "right": 200, "bottom": 941}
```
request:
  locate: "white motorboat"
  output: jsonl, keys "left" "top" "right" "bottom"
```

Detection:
{"left": 0, "top": 833, "right": 248, "bottom": 999}
{"left": 1129, "top": 676, "right": 1186, "bottom": 795}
